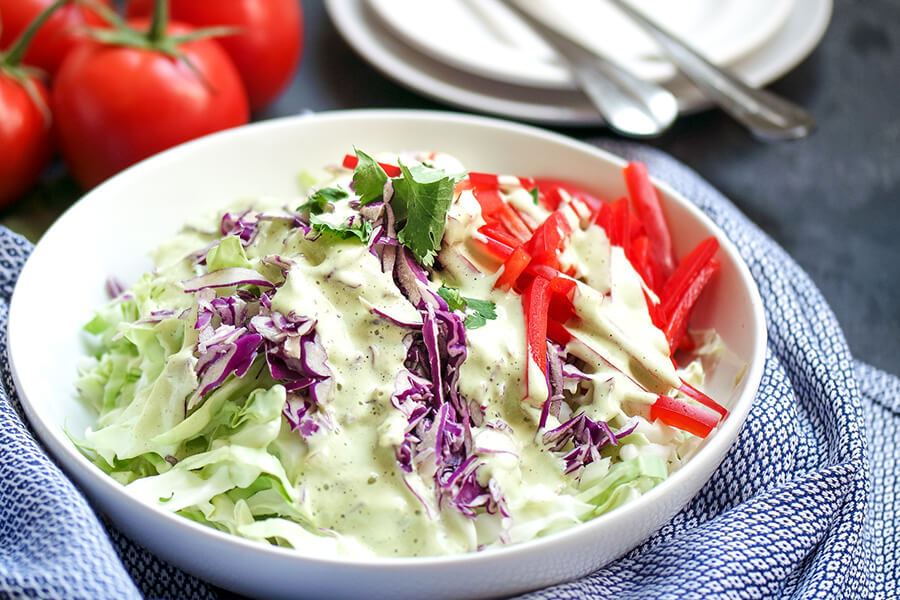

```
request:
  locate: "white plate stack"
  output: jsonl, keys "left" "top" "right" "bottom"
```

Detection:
{"left": 325, "top": 0, "right": 832, "bottom": 126}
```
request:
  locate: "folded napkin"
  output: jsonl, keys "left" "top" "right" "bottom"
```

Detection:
{"left": 0, "top": 142, "right": 896, "bottom": 600}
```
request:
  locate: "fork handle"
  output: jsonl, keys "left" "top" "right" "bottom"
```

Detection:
{"left": 608, "top": 0, "right": 816, "bottom": 141}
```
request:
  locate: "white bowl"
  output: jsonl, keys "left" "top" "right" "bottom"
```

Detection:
{"left": 8, "top": 110, "right": 766, "bottom": 600}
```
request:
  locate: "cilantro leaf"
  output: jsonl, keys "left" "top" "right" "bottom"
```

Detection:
{"left": 437, "top": 284, "right": 497, "bottom": 330}
{"left": 437, "top": 284, "right": 466, "bottom": 311}
{"left": 351, "top": 149, "right": 388, "bottom": 205}
{"left": 462, "top": 297, "right": 497, "bottom": 329}
{"left": 310, "top": 214, "right": 373, "bottom": 243}
{"left": 298, "top": 186, "right": 348, "bottom": 214}
{"left": 392, "top": 161, "right": 463, "bottom": 267}
{"left": 465, "top": 314, "right": 488, "bottom": 329}
{"left": 529, "top": 187, "right": 540, "bottom": 205}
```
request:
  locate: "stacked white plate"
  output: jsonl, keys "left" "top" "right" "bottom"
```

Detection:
{"left": 325, "top": 0, "right": 832, "bottom": 126}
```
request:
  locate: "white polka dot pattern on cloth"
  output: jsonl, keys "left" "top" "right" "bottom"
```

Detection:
{"left": 0, "top": 142, "right": 896, "bottom": 600}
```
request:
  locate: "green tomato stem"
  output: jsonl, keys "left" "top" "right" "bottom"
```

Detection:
{"left": 147, "top": 0, "right": 169, "bottom": 43}
{"left": 2, "top": 0, "right": 69, "bottom": 67}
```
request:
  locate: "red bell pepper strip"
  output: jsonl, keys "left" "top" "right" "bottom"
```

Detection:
{"left": 547, "top": 319, "right": 572, "bottom": 346}
{"left": 629, "top": 212, "right": 645, "bottom": 243}
{"left": 517, "top": 176, "right": 537, "bottom": 190}
{"left": 643, "top": 289, "right": 666, "bottom": 331}
{"left": 519, "top": 264, "right": 576, "bottom": 349}
{"left": 523, "top": 276, "right": 552, "bottom": 377}
{"left": 473, "top": 189, "right": 532, "bottom": 244}
{"left": 541, "top": 186, "right": 566, "bottom": 211}
{"left": 341, "top": 154, "right": 402, "bottom": 177}
{"left": 473, "top": 187, "right": 505, "bottom": 218}
{"left": 679, "top": 381, "right": 728, "bottom": 418}
{"left": 471, "top": 234, "right": 514, "bottom": 262}
{"left": 548, "top": 271, "right": 578, "bottom": 324}
{"left": 650, "top": 394, "right": 720, "bottom": 438}
{"left": 478, "top": 223, "right": 522, "bottom": 250}
{"left": 468, "top": 171, "right": 500, "bottom": 189}
{"left": 624, "top": 162, "right": 676, "bottom": 281}
{"left": 506, "top": 208, "right": 577, "bottom": 282}
{"left": 549, "top": 293, "right": 577, "bottom": 324}
{"left": 520, "top": 264, "right": 577, "bottom": 321}
{"left": 594, "top": 200, "right": 613, "bottom": 237}
{"left": 609, "top": 197, "right": 631, "bottom": 250}
{"left": 455, "top": 179, "right": 474, "bottom": 193}
{"left": 534, "top": 178, "right": 606, "bottom": 213}
{"left": 524, "top": 211, "right": 573, "bottom": 262}
{"left": 498, "top": 204, "right": 533, "bottom": 242}
{"left": 494, "top": 247, "right": 532, "bottom": 290}
{"left": 549, "top": 274, "right": 576, "bottom": 296}
{"left": 524, "top": 262, "right": 561, "bottom": 281}
{"left": 630, "top": 234, "right": 655, "bottom": 289}
{"left": 661, "top": 237, "right": 720, "bottom": 318}
{"left": 468, "top": 172, "right": 537, "bottom": 191}
{"left": 664, "top": 258, "right": 720, "bottom": 353}
{"left": 677, "top": 335, "right": 697, "bottom": 352}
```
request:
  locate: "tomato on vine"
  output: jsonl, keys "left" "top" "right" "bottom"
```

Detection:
{"left": 0, "top": 0, "right": 111, "bottom": 76}
{"left": 0, "top": 1, "right": 62, "bottom": 208}
{"left": 127, "top": 0, "right": 304, "bottom": 111}
{"left": 52, "top": 0, "right": 249, "bottom": 189}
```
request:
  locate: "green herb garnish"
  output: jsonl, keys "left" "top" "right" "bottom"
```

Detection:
{"left": 297, "top": 186, "right": 348, "bottom": 214}
{"left": 391, "top": 161, "right": 462, "bottom": 267}
{"left": 437, "top": 284, "right": 498, "bottom": 330}
{"left": 310, "top": 214, "right": 373, "bottom": 243}
{"left": 351, "top": 149, "right": 389, "bottom": 205}
{"left": 350, "top": 151, "right": 462, "bottom": 266}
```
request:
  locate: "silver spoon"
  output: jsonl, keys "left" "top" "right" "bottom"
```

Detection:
{"left": 499, "top": 0, "right": 678, "bottom": 138}
{"left": 607, "top": 0, "right": 816, "bottom": 141}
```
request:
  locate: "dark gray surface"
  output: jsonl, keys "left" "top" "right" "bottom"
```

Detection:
{"left": 265, "top": 0, "right": 898, "bottom": 377}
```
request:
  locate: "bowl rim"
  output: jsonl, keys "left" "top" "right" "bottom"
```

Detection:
{"left": 8, "top": 108, "right": 767, "bottom": 570}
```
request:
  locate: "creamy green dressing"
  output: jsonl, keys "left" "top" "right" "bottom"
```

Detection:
{"left": 77, "top": 152, "right": 715, "bottom": 559}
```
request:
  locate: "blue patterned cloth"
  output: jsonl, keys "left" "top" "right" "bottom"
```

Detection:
{"left": 0, "top": 142, "right": 896, "bottom": 600}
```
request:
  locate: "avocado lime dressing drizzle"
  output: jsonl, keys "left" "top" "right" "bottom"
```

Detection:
{"left": 75, "top": 151, "right": 719, "bottom": 558}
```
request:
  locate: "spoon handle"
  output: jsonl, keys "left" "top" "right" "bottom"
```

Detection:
{"left": 500, "top": 0, "right": 678, "bottom": 138}
{"left": 608, "top": 0, "right": 816, "bottom": 141}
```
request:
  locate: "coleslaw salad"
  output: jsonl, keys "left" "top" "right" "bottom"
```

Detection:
{"left": 73, "top": 149, "right": 727, "bottom": 558}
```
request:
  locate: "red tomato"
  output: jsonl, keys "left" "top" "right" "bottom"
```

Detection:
{"left": 52, "top": 20, "right": 249, "bottom": 189}
{"left": 0, "top": 72, "right": 53, "bottom": 207}
{"left": 127, "top": 0, "right": 303, "bottom": 111}
{"left": 0, "top": 0, "right": 111, "bottom": 76}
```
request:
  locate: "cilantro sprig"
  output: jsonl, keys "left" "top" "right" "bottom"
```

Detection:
{"left": 309, "top": 214, "right": 373, "bottom": 242}
{"left": 298, "top": 186, "right": 348, "bottom": 214}
{"left": 350, "top": 149, "right": 462, "bottom": 267}
{"left": 437, "top": 284, "right": 498, "bottom": 330}
{"left": 298, "top": 185, "right": 371, "bottom": 242}
{"left": 352, "top": 150, "right": 389, "bottom": 205}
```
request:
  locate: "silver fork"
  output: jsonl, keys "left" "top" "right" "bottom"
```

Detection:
{"left": 607, "top": 0, "right": 816, "bottom": 140}
{"left": 499, "top": 0, "right": 679, "bottom": 138}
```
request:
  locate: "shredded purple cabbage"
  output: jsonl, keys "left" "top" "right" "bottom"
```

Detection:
{"left": 183, "top": 198, "right": 514, "bottom": 518}
{"left": 105, "top": 276, "right": 127, "bottom": 299}
{"left": 543, "top": 414, "right": 638, "bottom": 475}
{"left": 369, "top": 204, "right": 509, "bottom": 519}
{"left": 184, "top": 257, "right": 332, "bottom": 437}
{"left": 182, "top": 267, "right": 275, "bottom": 292}
{"left": 535, "top": 340, "right": 632, "bottom": 474}
{"left": 220, "top": 210, "right": 259, "bottom": 245}
{"left": 369, "top": 307, "right": 421, "bottom": 329}
{"left": 540, "top": 342, "right": 593, "bottom": 429}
